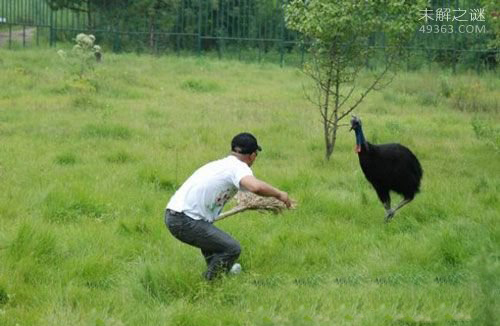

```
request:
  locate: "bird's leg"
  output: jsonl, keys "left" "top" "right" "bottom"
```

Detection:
{"left": 383, "top": 201, "right": 394, "bottom": 222}
{"left": 375, "top": 190, "right": 392, "bottom": 222}
{"left": 393, "top": 198, "right": 412, "bottom": 214}
{"left": 385, "top": 198, "right": 412, "bottom": 222}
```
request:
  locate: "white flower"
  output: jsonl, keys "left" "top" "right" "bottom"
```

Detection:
{"left": 75, "top": 33, "right": 94, "bottom": 48}
{"left": 57, "top": 49, "right": 66, "bottom": 59}
{"left": 75, "top": 33, "right": 87, "bottom": 43}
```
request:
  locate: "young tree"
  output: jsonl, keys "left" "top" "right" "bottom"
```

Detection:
{"left": 129, "top": 0, "right": 180, "bottom": 50}
{"left": 481, "top": 0, "right": 500, "bottom": 57}
{"left": 285, "top": 0, "right": 425, "bottom": 160}
{"left": 57, "top": 33, "right": 102, "bottom": 79}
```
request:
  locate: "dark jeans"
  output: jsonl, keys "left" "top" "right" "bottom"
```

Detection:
{"left": 165, "top": 209, "right": 241, "bottom": 280}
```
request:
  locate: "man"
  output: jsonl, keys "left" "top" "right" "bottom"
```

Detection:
{"left": 165, "top": 132, "right": 292, "bottom": 280}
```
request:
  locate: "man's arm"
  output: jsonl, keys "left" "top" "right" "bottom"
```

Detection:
{"left": 239, "top": 175, "right": 292, "bottom": 208}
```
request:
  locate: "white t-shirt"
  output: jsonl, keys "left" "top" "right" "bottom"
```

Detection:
{"left": 167, "top": 155, "right": 253, "bottom": 222}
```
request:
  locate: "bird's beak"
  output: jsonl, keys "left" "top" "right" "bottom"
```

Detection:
{"left": 349, "top": 126, "right": 354, "bottom": 132}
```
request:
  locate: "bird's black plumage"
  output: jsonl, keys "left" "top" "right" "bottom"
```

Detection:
{"left": 351, "top": 116, "right": 423, "bottom": 221}
{"left": 358, "top": 142, "right": 422, "bottom": 202}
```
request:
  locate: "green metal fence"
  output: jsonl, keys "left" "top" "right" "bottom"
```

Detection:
{"left": 0, "top": 0, "right": 497, "bottom": 71}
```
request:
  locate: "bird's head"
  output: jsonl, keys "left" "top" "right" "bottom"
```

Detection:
{"left": 350, "top": 115, "right": 362, "bottom": 131}
{"left": 350, "top": 115, "right": 366, "bottom": 153}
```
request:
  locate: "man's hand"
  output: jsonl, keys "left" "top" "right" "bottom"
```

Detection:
{"left": 277, "top": 191, "right": 292, "bottom": 208}
{"left": 240, "top": 176, "right": 293, "bottom": 208}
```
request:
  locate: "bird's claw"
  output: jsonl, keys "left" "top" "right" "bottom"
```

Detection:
{"left": 384, "top": 209, "right": 395, "bottom": 223}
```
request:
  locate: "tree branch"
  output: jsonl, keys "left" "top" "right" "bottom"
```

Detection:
{"left": 337, "top": 85, "right": 356, "bottom": 111}
{"left": 338, "top": 58, "right": 394, "bottom": 121}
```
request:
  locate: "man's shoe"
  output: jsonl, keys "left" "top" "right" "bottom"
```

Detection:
{"left": 229, "top": 263, "right": 242, "bottom": 274}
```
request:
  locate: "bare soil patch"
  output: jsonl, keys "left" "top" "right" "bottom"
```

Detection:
{"left": 0, "top": 27, "right": 36, "bottom": 47}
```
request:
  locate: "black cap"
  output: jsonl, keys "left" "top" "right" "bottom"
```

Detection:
{"left": 231, "top": 132, "right": 262, "bottom": 154}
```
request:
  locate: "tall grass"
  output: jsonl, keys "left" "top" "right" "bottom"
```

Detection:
{"left": 0, "top": 47, "right": 498, "bottom": 325}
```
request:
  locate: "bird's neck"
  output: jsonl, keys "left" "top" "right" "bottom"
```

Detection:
{"left": 354, "top": 127, "right": 366, "bottom": 153}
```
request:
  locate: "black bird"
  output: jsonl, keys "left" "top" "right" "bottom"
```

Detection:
{"left": 350, "top": 116, "right": 423, "bottom": 222}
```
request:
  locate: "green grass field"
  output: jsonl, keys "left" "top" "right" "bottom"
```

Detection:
{"left": 0, "top": 48, "right": 498, "bottom": 325}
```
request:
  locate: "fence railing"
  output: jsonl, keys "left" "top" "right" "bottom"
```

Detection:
{"left": 0, "top": 0, "right": 497, "bottom": 72}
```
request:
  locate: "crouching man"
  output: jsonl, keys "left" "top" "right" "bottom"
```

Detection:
{"left": 165, "top": 132, "right": 291, "bottom": 280}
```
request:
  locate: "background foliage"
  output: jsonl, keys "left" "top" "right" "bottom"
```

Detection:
{"left": 0, "top": 0, "right": 497, "bottom": 70}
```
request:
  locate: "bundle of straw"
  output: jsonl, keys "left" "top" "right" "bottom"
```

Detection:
{"left": 215, "top": 191, "right": 296, "bottom": 222}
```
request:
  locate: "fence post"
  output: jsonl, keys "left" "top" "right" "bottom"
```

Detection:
{"left": 8, "top": 23, "right": 11, "bottom": 49}
{"left": 406, "top": 48, "right": 410, "bottom": 72}
{"left": 53, "top": 8, "right": 57, "bottom": 47}
{"left": 175, "top": 2, "right": 181, "bottom": 55}
{"left": 240, "top": 0, "right": 245, "bottom": 61}
{"left": 452, "top": 0, "right": 458, "bottom": 74}
{"left": 476, "top": 51, "right": 481, "bottom": 74}
{"left": 33, "top": 0, "right": 37, "bottom": 26}
{"left": 49, "top": 7, "right": 54, "bottom": 46}
{"left": 197, "top": 0, "right": 202, "bottom": 56}
{"left": 113, "top": 28, "right": 121, "bottom": 53}
{"left": 280, "top": 0, "right": 285, "bottom": 67}
{"left": 300, "top": 40, "right": 305, "bottom": 68}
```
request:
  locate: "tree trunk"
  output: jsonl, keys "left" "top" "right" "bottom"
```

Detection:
{"left": 323, "top": 111, "right": 331, "bottom": 160}
{"left": 325, "top": 61, "right": 341, "bottom": 161}
{"left": 149, "top": 17, "right": 156, "bottom": 50}
{"left": 322, "top": 56, "right": 335, "bottom": 161}
{"left": 325, "top": 141, "right": 333, "bottom": 161}
{"left": 86, "top": 0, "right": 93, "bottom": 31}
{"left": 329, "top": 124, "right": 338, "bottom": 160}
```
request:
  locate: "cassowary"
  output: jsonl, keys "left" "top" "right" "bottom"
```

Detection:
{"left": 350, "top": 116, "right": 423, "bottom": 222}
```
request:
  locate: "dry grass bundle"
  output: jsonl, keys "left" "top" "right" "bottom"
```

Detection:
{"left": 215, "top": 191, "right": 296, "bottom": 221}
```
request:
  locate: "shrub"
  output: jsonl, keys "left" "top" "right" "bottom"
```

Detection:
{"left": 81, "top": 124, "right": 132, "bottom": 140}
{"left": 0, "top": 285, "right": 8, "bottom": 306}
{"left": 55, "top": 152, "right": 77, "bottom": 165}
{"left": 57, "top": 33, "right": 102, "bottom": 80}
{"left": 181, "top": 79, "right": 221, "bottom": 92}
{"left": 451, "top": 82, "right": 498, "bottom": 113}
{"left": 471, "top": 117, "right": 500, "bottom": 152}
{"left": 106, "top": 150, "right": 134, "bottom": 164}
